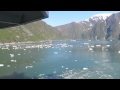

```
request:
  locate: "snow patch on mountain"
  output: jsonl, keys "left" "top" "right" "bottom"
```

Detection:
{"left": 90, "top": 13, "right": 112, "bottom": 20}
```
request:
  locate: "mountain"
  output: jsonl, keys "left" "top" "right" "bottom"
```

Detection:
{"left": 0, "top": 21, "right": 65, "bottom": 43}
{"left": 55, "top": 12, "right": 120, "bottom": 40}
{"left": 0, "top": 12, "right": 120, "bottom": 43}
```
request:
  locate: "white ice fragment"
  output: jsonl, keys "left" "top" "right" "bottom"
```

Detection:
{"left": 39, "top": 74, "right": 44, "bottom": 76}
{"left": 66, "top": 68, "right": 69, "bottom": 70}
{"left": 53, "top": 71, "right": 56, "bottom": 73}
{"left": 7, "top": 65, "right": 10, "bottom": 67}
{"left": 18, "top": 54, "right": 21, "bottom": 55}
{"left": 83, "top": 67, "right": 88, "bottom": 70}
{"left": 33, "top": 61, "right": 35, "bottom": 63}
{"left": 26, "top": 66, "right": 33, "bottom": 68}
{"left": 106, "top": 49, "right": 108, "bottom": 51}
{"left": 61, "top": 66, "right": 64, "bottom": 68}
{"left": 106, "top": 45, "right": 110, "bottom": 47}
{"left": 75, "top": 60, "right": 77, "bottom": 62}
{"left": 10, "top": 54, "right": 14, "bottom": 57}
{"left": 54, "top": 52, "right": 58, "bottom": 54}
{"left": 91, "top": 45, "right": 94, "bottom": 47}
{"left": 96, "top": 44, "right": 101, "bottom": 47}
{"left": 69, "top": 51, "right": 72, "bottom": 52}
{"left": 89, "top": 48, "right": 93, "bottom": 51}
{"left": 84, "top": 43, "right": 89, "bottom": 45}
{"left": 11, "top": 60, "right": 17, "bottom": 62}
{"left": 94, "top": 61, "right": 99, "bottom": 63}
{"left": 118, "top": 51, "right": 120, "bottom": 53}
{"left": 0, "top": 64, "right": 4, "bottom": 67}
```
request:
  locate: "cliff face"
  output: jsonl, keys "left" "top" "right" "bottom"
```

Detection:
{"left": 56, "top": 12, "right": 120, "bottom": 41}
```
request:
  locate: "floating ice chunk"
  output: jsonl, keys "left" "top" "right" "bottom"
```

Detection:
{"left": 102, "top": 47, "right": 105, "bottom": 51}
{"left": 0, "top": 64, "right": 4, "bottom": 67}
{"left": 83, "top": 67, "right": 88, "bottom": 70}
{"left": 96, "top": 45, "right": 101, "bottom": 47}
{"left": 7, "top": 65, "right": 10, "bottom": 67}
{"left": 18, "top": 54, "right": 21, "bottom": 55}
{"left": 33, "top": 61, "right": 35, "bottom": 63}
{"left": 26, "top": 66, "right": 33, "bottom": 68}
{"left": 53, "top": 71, "right": 56, "bottom": 73}
{"left": 84, "top": 43, "right": 89, "bottom": 45}
{"left": 106, "top": 45, "right": 110, "bottom": 47}
{"left": 23, "top": 49, "right": 26, "bottom": 50}
{"left": 118, "top": 51, "right": 120, "bottom": 53}
{"left": 66, "top": 68, "right": 69, "bottom": 70}
{"left": 61, "top": 66, "right": 64, "bottom": 68}
{"left": 103, "top": 59, "right": 109, "bottom": 62}
{"left": 39, "top": 74, "right": 44, "bottom": 76}
{"left": 11, "top": 60, "right": 17, "bottom": 62}
{"left": 69, "top": 51, "right": 72, "bottom": 52}
{"left": 75, "top": 60, "right": 77, "bottom": 62}
{"left": 54, "top": 52, "right": 58, "bottom": 54}
{"left": 91, "top": 45, "right": 94, "bottom": 47}
{"left": 94, "top": 61, "right": 99, "bottom": 63}
{"left": 89, "top": 48, "right": 93, "bottom": 51}
{"left": 10, "top": 54, "right": 14, "bottom": 57}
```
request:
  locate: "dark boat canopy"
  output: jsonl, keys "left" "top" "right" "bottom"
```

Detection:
{"left": 0, "top": 11, "right": 48, "bottom": 29}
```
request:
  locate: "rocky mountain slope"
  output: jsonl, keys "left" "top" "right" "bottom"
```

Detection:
{"left": 56, "top": 12, "right": 120, "bottom": 40}
{"left": 0, "top": 21, "right": 65, "bottom": 43}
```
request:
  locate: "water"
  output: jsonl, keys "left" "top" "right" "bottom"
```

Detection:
{"left": 0, "top": 40, "right": 120, "bottom": 79}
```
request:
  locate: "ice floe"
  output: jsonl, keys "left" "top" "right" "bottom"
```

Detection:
{"left": 83, "top": 67, "right": 88, "bottom": 70}
{"left": 10, "top": 54, "right": 14, "bottom": 57}
{"left": 11, "top": 60, "right": 17, "bottom": 62}
{"left": 0, "top": 64, "right": 4, "bottom": 67}
{"left": 26, "top": 66, "right": 33, "bottom": 68}
{"left": 54, "top": 52, "right": 58, "bottom": 54}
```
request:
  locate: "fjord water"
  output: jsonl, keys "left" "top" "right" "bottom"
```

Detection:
{"left": 0, "top": 40, "right": 120, "bottom": 79}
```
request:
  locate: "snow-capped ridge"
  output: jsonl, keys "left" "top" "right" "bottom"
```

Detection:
{"left": 90, "top": 13, "right": 112, "bottom": 20}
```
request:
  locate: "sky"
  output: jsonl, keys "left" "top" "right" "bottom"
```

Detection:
{"left": 42, "top": 11, "right": 120, "bottom": 27}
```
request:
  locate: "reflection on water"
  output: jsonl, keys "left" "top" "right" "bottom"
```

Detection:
{"left": 0, "top": 40, "right": 120, "bottom": 79}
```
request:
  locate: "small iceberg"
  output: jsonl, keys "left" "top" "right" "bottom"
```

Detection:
{"left": 118, "top": 51, "right": 120, "bottom": 53}
{"left": 26, "top": 66, "right": 33, "bottom": 68}
{"left": 11, "top": 60, "right": 17, "bottom": 62}
{"left": 10, "top": 54, "right": 14, "bottom": 57}
{"left": 61, "top": 66, "right": 64, "bottom": 68}
{"left": 66, "top": 68, "right": 69, "bottom": 70}
{"left": 54, "top": 52, "right": 58, "bottom": 54}
{"left": 75, "top": 60, "right": 77, "bottom": 62}
{"left": 18, "top": 54, "right": 21, "bottom": 55}
{"left": 83, "top": 67, "right": 88, "bottom": 70}
{"left": 0, "top": 64, "right": 4, "bottom": 67}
